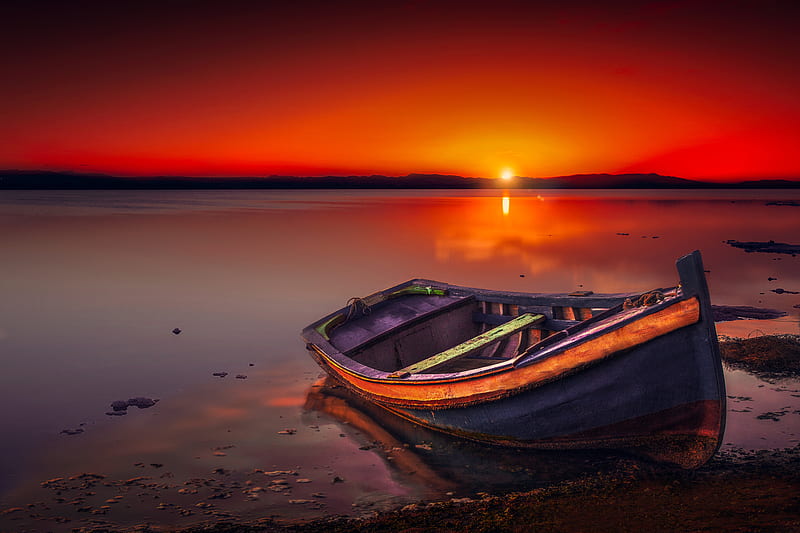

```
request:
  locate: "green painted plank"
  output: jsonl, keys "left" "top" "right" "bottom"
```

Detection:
{"left": 397, "top": 313, "right": 545, "bottom": 376}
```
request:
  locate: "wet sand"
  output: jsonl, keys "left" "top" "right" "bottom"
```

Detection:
{"left": 174, "top": 447, "right": 800, "bottom": 533}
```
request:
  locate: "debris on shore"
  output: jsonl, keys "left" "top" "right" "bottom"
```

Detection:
{"left": 725, "top": 239, "right": 800, "bottom": 255}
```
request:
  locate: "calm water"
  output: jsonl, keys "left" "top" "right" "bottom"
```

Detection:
{"left": 1, "top": 189, "right": 799, "bottom": 530}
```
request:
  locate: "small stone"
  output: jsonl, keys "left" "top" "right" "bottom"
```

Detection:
{"left": 277, "top": 428, "right": 297, "bottom": 435}
{"left": 332, "top": 476, "right": 345, "bottom": 484}
{"left": 296, "top": 478, "right": 312, "bottom": 483}
{"left": 110, "top": 400, "right": 129, "bottom": 411}
{"left": 212, "top": 372, "right": 228, "bottom": 378}
{"left": 235, "top": 374, "right": 247, "bottom": 379}
{"left": 60, "top": 428, "right": 84, "bottom": 436}
{"left": 127, "top": 397, "right": 158, "bottom": 409}
{"left": 172, "top": 328, "right": 182, "bottom": 335}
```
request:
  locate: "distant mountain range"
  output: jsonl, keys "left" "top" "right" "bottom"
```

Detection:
{"left": 1, "top": 170, "right": 798, "bottom": 189}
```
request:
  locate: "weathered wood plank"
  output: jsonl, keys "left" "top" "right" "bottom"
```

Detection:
{"left": 391, "top": 313, "right": 546, "bottom": 376}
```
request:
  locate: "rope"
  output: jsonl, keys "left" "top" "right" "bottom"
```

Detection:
{"left": 345, "top": 297, "right": 371, "bottom": 321}
{"left": 623, "top": 290, "right": 666, "bottom": 310}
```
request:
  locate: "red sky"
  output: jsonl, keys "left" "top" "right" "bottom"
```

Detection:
{"left": 2, "top": 0, "right": 799, "bottom": 181}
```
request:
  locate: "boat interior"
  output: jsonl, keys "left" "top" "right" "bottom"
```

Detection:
{"left": 324, "top": 284, "right": 677, "bottom": 376}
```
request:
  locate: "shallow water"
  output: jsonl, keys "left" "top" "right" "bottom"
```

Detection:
{"left": 1, "top": 189, "right": 799, "bottom": 530}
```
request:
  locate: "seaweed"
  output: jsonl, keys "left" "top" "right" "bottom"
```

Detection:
{"left": 719, "top": 334, "right": 800, "bottom": 379}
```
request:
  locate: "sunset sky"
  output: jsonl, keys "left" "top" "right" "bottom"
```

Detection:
{"left": 2, "top": 0, "right": 799, "bottom": 181}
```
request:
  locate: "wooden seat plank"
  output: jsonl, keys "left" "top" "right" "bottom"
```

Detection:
{"left": 391, "top": 313, "right": 545, "bottom": 376}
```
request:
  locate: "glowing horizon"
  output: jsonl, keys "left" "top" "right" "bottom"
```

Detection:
{"left": 2, "top": 2, "right": 799, "bottom": 182}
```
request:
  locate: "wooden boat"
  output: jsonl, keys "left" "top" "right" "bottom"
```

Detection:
{"left": 302, "top": 250, "right": 726, "bottom": 468}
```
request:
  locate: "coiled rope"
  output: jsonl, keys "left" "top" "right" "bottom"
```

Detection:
{"left": 623, "top": 290, "right": 666, "bottom": 310}
{"left": 345, "top": 297, "right": 371, "bottom": 321}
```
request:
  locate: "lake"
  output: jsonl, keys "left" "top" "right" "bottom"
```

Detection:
{"left": 1, "top": 189, "right": 798, "bottom": 531}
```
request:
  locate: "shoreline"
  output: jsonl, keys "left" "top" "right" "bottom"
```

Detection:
{"left": 176, "top": 446, "right": 800, "bottom": 533}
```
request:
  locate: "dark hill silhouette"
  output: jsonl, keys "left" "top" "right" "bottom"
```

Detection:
{"left": 0, "top": 170, "right": 797, "bottom": 189}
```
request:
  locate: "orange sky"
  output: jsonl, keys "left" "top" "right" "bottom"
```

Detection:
{"left": 2, "top": 0, "right": 799, "bottom": 181}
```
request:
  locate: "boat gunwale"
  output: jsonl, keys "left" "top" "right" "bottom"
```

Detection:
{"left": 304, "top": 288, "right": 695, "bottom": 385}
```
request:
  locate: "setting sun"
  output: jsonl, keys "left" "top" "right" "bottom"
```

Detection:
{"left": 500, "top": 169, "right": 514, "bottom": 181}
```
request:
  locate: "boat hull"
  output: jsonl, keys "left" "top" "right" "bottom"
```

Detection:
{"left": 385, "top": 319, "right": 723, "bottom": 468}
{"left": 302, "top": 251, "right": 726, "bottom": 468}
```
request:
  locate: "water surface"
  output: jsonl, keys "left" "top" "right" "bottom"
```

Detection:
{"left": 1, "top": 189, "right": 798, "bottom": 530}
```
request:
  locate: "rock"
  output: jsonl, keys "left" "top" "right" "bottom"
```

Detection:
{"left": 212, "top": 372, "right": 228, "bottom": 378}
{"left": 235, "top": 374, "right": 247, "bottom": 379}
{"left": 127, "top": 397, "right": 158, "bottom": 409}
{"left": 772, "top": 288, "right": 800, "bottom": 295}
{"left": 725, "top": 239, "right": 800, "bottom": 255}
{"left": 711, "top": 305, "right": 787, "bottom": 322}
{"left": 172, "top": 328, "right": 182, "bottom": 335}
{"left": 277, "top": 428, "right": 297, "bottom": 435}
{"left": 110, "top": 400, "right": 129, "bottom": 411}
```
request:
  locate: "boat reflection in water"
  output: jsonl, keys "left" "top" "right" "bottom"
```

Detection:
{"left": 304, "top": 377, "right": 629, "bottom": 498}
